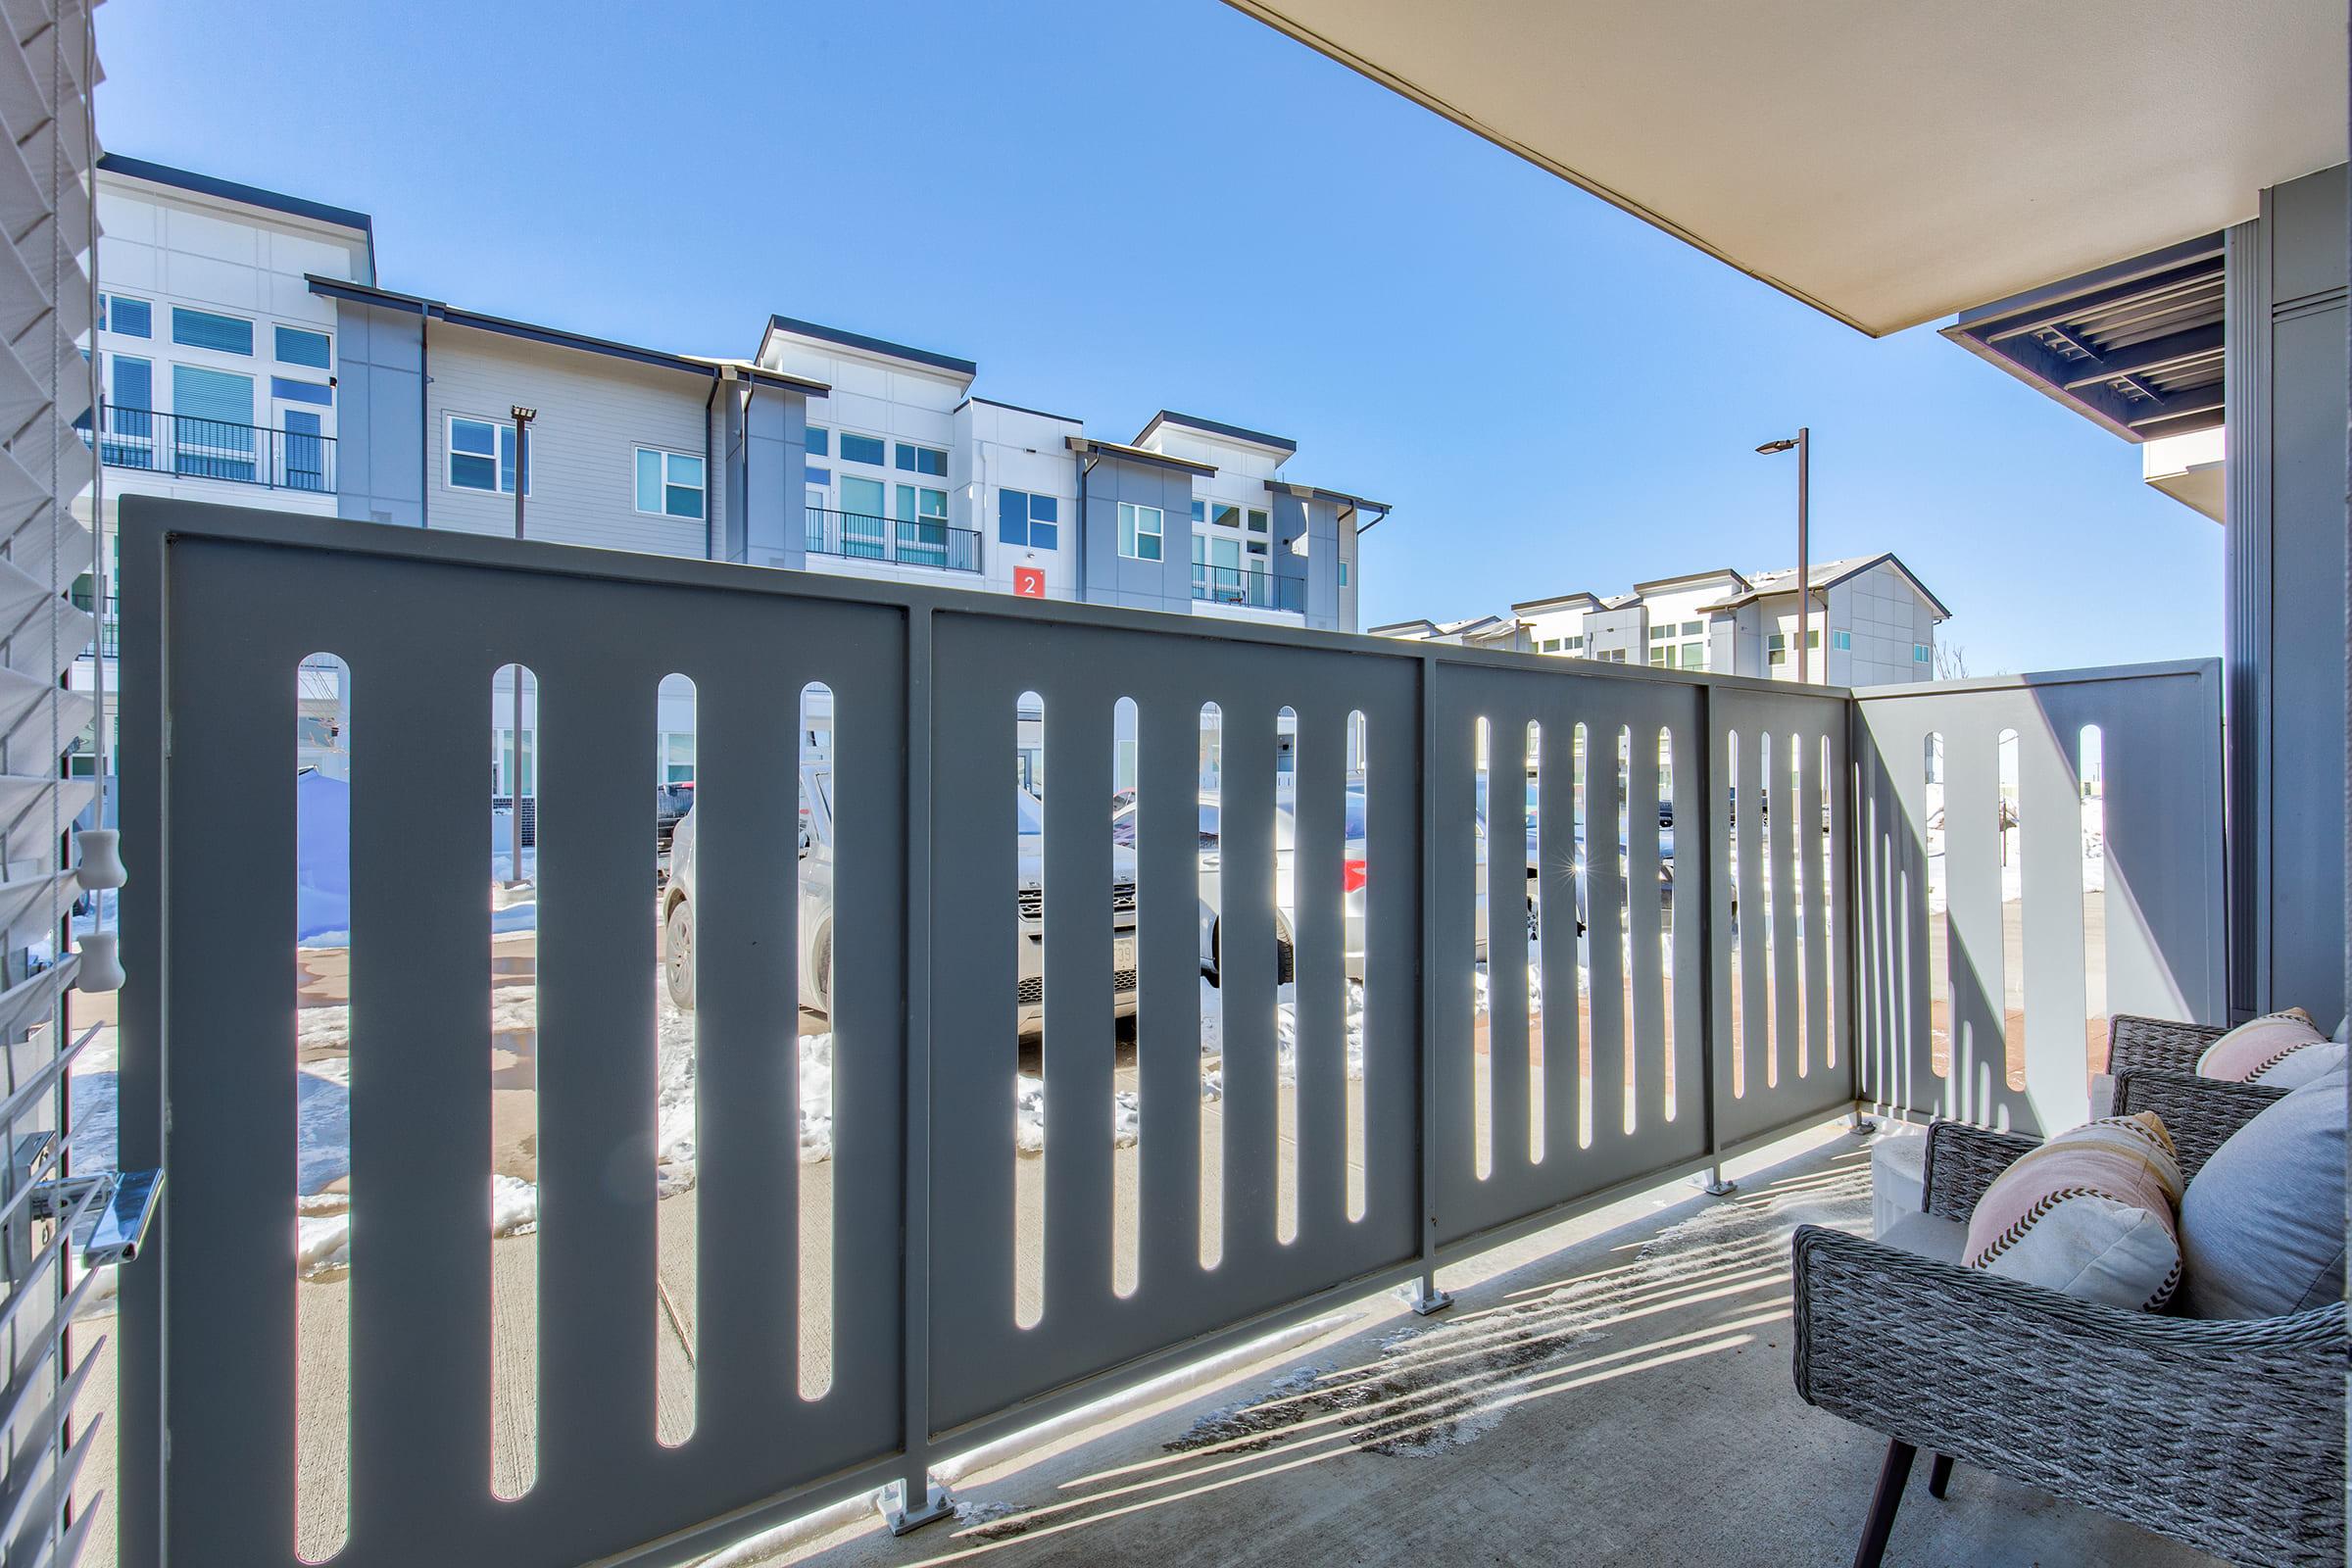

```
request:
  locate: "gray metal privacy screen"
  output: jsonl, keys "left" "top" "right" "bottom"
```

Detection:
{"left": 115, "top": 501, "right": 2225, "bottom": 1567}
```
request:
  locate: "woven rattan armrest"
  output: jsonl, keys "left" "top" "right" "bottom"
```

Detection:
{"left": 2105, "top": 1014, "right": 2226, "bottom": 1078}
{"left": 1791, "top": 1225, "right": 2347, "bottom": 1565}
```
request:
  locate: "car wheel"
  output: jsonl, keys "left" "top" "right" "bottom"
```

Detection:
{"left": 663, "top": 897, "right": 695, "bottom": 1012}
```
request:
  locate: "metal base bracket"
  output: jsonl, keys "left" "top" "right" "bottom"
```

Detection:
{"left": 1404, "top": 1278, "right": 1452, "bottom": 1316}
{"left": 1848, "top": 1113, "right": 1879, "bottom": 1136}
{"left": 879, "top": 1478, "right": 954, "bottom": 1536}
{"left": 1695, "top": 1166, "right": 1738, "bottom": 1197}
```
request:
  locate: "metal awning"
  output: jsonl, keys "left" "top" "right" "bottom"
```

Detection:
{"left": 1940, "top": 235, "right": 2227, "bottom": 443}
{"left": 1220, "top": 0, "right": 2344, "bottom": 334}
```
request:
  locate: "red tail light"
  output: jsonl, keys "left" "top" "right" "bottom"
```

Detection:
{"left": 1343, "top": 858, "right": 1368, "bottom": 893}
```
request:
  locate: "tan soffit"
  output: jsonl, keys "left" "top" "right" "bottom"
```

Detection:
{"left": 1223, "top": 0, "right": 2348, "bottom": 335}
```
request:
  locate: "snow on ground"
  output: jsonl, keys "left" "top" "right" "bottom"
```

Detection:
{"left": 66, "top": 956, "right": 1542, "bottom": 1288}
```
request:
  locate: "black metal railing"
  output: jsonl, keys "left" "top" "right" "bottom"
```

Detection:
{"left": 804, "top": 506, "right": 980, "bottom": 572}
{"left": 73, "top": 591, "right": 119, "bottom": 659}
{"left": 83, "top": 408, "right": 336, "bottom": 493}
{"left": 1192, "top": 564, "right": 1304, "bottom": 612}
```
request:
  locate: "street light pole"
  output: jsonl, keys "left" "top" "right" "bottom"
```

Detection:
{"left": 508, "top": 406, "right": 535, "bottom": 887}
{"left": 1795, "top": 425, "right": 1809, "bottom": 684}
{"left": 1755, "top": 426, "right": 1811, "bottom": 682}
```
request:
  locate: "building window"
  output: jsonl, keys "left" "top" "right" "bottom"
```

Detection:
{"left": 274, "top": 325, "right": 331, "bottom": 368}
{"left": 807, "top": 425, "right": 830, "bottom": 459}
{"left": 1649, "top": 648, "right": 1668, "bottom": 666}
{"left": 1247, "top": 508, "right": 1269, "bottom": 534}
{"left": 661, "top": 733, "right": 695, "bottom": 784}
{"left": 1681, "top": 644, "right": 1704, "bottom": 671}
{"left": 270, "top": 376, "right": 332, "bottom": 406}
{"left": 635, "top": 446, "right": 706, "bottom": 519}
{"left": 1914, "top": 643, "right": 1933, "bottom": 663}
{"left": 1118, "top": 502, "right": 1163, "bottom": 561}
{"left": 838, "top": 431, "right": 885, "bottom": 466}
{"left": 1649, "top": 624, "right": 1672, "bottom": 641}
{"left": 171, "top": 364, "right": 257, "bottom": 478}
{"left": 998, "top": 489, "right": 1059, "bottom": 550}
{"left": 1209, "top": 502, "right": 1241, "bottom": 530}
{"left": 1682, "top": 620, "right": 1702, "bottom": 636}
{"left": 1566, "top": 635, "right": 1584, "bottom": 651}
{"left": 806, "top": 464, "right": 831, "bottom": 486}
{"left": 448, "top": 415, "right": 526, "bottom": 494}
{"left": 1833, "top": 629, "right": 1852, "bottom": 651}
{"left": 172, "top": 306, "right": 254, "bottom": 356}
{"left": 1339, "top": 562, "right": 1348, "bottom": 587}
{"left": 1768, "top": 631, "right": 1787, "bottom": 667}
{"left": 102, "top": 294, "right": 151, "bottom": 338}
{"left": 894, "top": 442, "right": 947, "bottom": 477}
{"left": 1541, "top": 638, "right": 1559, "bottom": 652}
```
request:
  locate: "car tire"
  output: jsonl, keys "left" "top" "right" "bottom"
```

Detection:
{"left": 663, "top": 897, "right": 695, "bottom": 1012}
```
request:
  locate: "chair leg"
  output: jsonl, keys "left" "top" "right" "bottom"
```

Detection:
{"left": 1851, "top": 1439, "right": 1918, "bottom": 1568}
{"left": 1927, "top": 1453, "right": 1953, "bottom": 1499}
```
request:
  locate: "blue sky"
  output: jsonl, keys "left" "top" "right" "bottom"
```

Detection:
{"left": 96, "top": 0, "right": 2220, "bottom": 671}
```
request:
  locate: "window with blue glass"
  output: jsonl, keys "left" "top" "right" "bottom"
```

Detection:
{"left": 103, "top": 294, "right": 151, "bottom": 338}
{"left": 635, "top": 446, "right": 706, "bottom": 519}
{"left": 101, "top": 355, "right": 153, "bottom": 466}
{"left": 274, "top": 325, "right": 331, "bottom": 368}
{"left": 838, "top": 431, "right": 885, "bottom": 466}
{"left": 894, "top": 442, "right": 947, "bottom": 477}
{"left": 270, "top": 376, "right": 332, "bottom": 406}
{"left": 172, "top": 307, "right": 254, "bottom": 356}
{"left": 997, "top": 489, "right": 1058, "bottom": 550}
{"left": 171, "top": 364, "right": 257, "bottom": 480}
{"left": 807, "top": 425, "right": 829, "bottom": 459}
{"left": 448, "top": 414, "right": 525, "bottom": 494}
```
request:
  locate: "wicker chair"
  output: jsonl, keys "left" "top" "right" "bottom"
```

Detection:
{"left": 2104, "top": 1011, "right": 2228, "bottom": 1078}
{"left": 1792, "top": 1068, "right": 2347, "bottom": 1567}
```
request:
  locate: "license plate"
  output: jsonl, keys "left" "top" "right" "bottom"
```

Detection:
{"left": 1113, "top": 937, "right": 1137, "bottom": 973}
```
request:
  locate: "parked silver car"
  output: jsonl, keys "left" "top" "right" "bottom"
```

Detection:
{"left": 663, "top": 766, "right": 1140, "bottom": 1035}
{"left": 1123, "top": 786, "right": 1482, "bottom": 983}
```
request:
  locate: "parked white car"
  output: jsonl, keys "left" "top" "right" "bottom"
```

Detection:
{"left": 663, "top": 765, "right": 1140, "bottom": 1035}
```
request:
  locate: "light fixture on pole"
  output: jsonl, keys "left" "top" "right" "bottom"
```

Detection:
{"left": 507, "top": 406, "right": 535, "bottom": 887}
{"left": 1755, "top": 427, "right": 1810, "bottom": 683}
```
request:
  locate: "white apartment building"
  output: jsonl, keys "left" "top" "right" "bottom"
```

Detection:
{"left": 77, "top": 155, "right": 1393, "bottom": 791}
{"left": 1379, "top": 553, "right": 1948, "bottom": 685}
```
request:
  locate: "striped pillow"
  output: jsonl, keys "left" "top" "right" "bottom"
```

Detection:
{"left": 2198, "top": 1008, "right": 2331, "bottom": 1084}
{"left": 1962, "top": 1112, "right": 2184, "bottom": 1310}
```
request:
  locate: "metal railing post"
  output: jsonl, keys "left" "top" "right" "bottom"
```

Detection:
{"left": 1693, "top": 683, "right": 1735, "bottom": 1196}
{"left": 1407, "top": 650, "right": 1450, "bottom": 1314}
{"left": 883, "top": 601, "right": 954, "bottom": 1533}
{"left": 1843, "top": 697, "right": 1876, "bottom": 1134}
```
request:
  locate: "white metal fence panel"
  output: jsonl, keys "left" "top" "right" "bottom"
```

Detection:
{"left": 114, "top": 502, "right": 2231, "bottom": 1568}
{"left": 1850, "top": 662, "right": 2226, "bottom": 1135}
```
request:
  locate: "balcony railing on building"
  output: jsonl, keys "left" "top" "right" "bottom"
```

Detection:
{"left": 805, "top": 505, "right": 981, "bottom": 572}
{"left": 1193, "top": 563, "right": 1304, "bottom": 612}
{"left": 82, "top": 407, "right": 336, "bottom": 493}
{"left": 71, "top": 589, "right": 118, "bottom": 659}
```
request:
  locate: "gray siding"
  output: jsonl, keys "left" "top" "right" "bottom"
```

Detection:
{"left": 1082, "top": 455, "right": 1194, "bottom": 613}
{"left": 422, "top": 329, "right": 714, "bottom": 558}
{"left": 2227, "top": 163, "right": 2347, "bottom": 1022}
{"left": 333, "top": 301, "right": 424, "bottom": 525}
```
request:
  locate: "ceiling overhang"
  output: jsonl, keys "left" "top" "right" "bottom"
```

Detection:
{"left": 1941, "top": 235, "right": 2228, "bottom": 443}
{"left": 1221, "top": 0, "right": 2345, "bottom": 334}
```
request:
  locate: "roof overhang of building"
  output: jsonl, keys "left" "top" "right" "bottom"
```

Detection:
{"left": 1219, "top": 0, "right": 2345, "bottom": 335}
{"left": 306, "top": 277, "right": 830, "bottom": 396}
{"left": 1941, "top": 234, "right": 2227, "bottom": 443}
{"left": 1136, "top": 410, "right": 1298, "bottom": 457}
{"left": 1067, "top": 436, "right": 1218, "bottom": 477}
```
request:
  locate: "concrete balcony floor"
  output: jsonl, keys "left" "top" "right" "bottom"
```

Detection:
{"left": 740, "top": 1123, "right": 2218, "bottom": 1568}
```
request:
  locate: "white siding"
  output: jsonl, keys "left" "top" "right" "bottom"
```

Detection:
{"left": 424, "top": 330, "right": 713, "bottom": 558}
